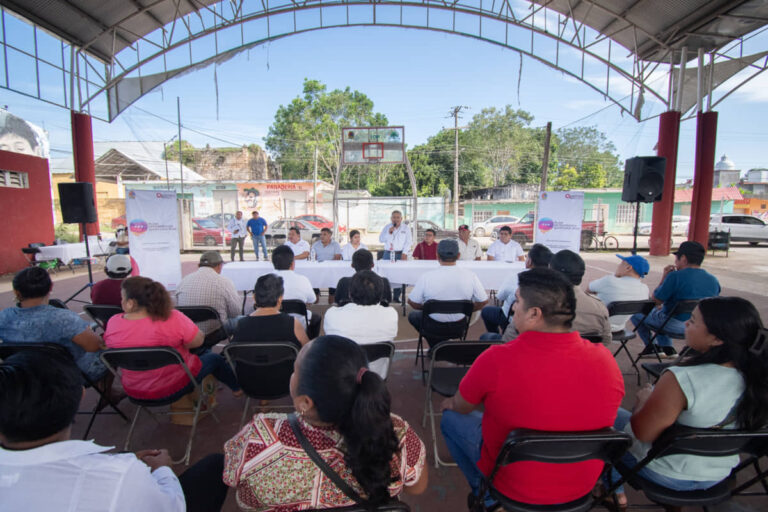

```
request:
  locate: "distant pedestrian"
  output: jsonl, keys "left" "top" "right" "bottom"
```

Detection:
{"left": 247, "top": 211, "right": 268, "bottom": 261}
{"left": 227, "top": 211, "right": 247, "bottom": 262}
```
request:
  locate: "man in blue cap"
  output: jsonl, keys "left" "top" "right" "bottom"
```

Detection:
{"left": 588, "top": 254, "right": 651, "bottom": 333}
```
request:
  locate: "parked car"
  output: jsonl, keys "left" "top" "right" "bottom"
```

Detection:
{"left": 636, "top": 215, "right": 690, "bottom": 236}
{"left": 405, "top": 219, "right": 458, "bottom": 241}
{"left": 266, "top": 219, "right": 322, "bottom": 247}
{"left": 710, "top": 214, "right": 768, "bottom": 245}
{"left": 206, "top": 213, "right": 235, "bottom": 226}
{"left": 192, "top": 218, "right": 232, "bottom": 246}
{"left": 490, "top": 211, "right": 605, "bottom": 249}
{"left": 295, "top": 214, "right": 347, "bottom": 233}
{"left": 470, "top": 215, "right": 519, "bottom": 237}
{"left": 111, "top": 215, "right": 126, "bottom": 229}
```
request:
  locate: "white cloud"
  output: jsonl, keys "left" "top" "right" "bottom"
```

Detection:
{"left": 732, "top": 71, "right": 768, "bottom": 103}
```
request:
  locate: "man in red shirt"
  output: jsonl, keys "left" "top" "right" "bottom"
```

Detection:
{"left": 440, "top": 267, "right": 624, "bottom": 508}
{"left": 90, "top": 254, "right": 132, "bottom": 306}
{"left": 411, "top": 229, "right": 438, "bottom": 260}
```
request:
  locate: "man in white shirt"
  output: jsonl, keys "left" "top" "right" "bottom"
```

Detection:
{"left": 480, "top": 243, "right": 553, "bottom": 334}
{"left": 284, "top": 227, "right": 310, "bottom": 260}
{"left": 226, "top": 211, "right": 248, "bottom": 262}
{"left": 486, "top": 226, "right": 525, "bottom": 262}
{"left": 323, "top": 270, "right": 398, "bottom": 379}
{"left": 379, "top": 210, "right": 413, "bottom": 302}
{"left": 175, "top": 251, "right": 243, "bottom": 335}
{"left": 588, "top": 254, "right": 651, "bottom": 332}
{"left": 310, "top": 227, "right": 343, "bottom": 302}
{"left": 0, "top": 350, "right": 228, "bottom": 512}
{"left": 271, "top": 245, "right": 320, "bottom": 338}
{"left": 457, "top": 224, "right": 482, "bottom": 261}
{"left": 407, "top": 240, "right": 488, "bottom": 347}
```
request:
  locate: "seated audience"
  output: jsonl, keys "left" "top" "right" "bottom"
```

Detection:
{"left": 91, "top": 253, "right": 132, "bottom": 306}
{"left": 457, "top": 224, "right": 482, "bottom": 261}
{"left": 633, "top": 241, "right": 720, "bottom": 357}
{"left": 324, "top": 271, "right": 398, "bottom": 378}
{"left": 486, "top": 226, "right": 525, "bottom": 262}
{"left": 588, "top": 254, "right": 650, "bottom": 332}
{"left": 175, "top": 251, "right": 242, "bottom": 335}
{"left": 412, "top": 229, "right": 438, "bottom": 260}
{"left": 311, "top": 227, "right": 342, "bottom": 302}
{"left": 334, "top": 249, "right": 393, "bottom": 307}
{"left": 271, "top": 245, "right": 321, "bottom": 339}
{"left": 481, "top": 243, "right": 552, "bottom": 334}
{"left": 0, "top": 350, "right": 228, "bottom": 512}
{"left": 407, "top": 240, "right": 488, "bottom": 346}
{"left": 441, "top": 268, "right": 624, "bottom": 508}
{"left": 231, "top": 273, "right": 309, "bottom": 347}
{"left": 284, "top": 227, "right": 310, "bottom": 260}
{"left": 223, "top": 335, "right": 428, "bottom": 510}
{"left": 0, "top": 266, "right": 106, "bottom": 382}
{"left": 104, "top": 276, "right": 241, "bottom": 401}
{"left": 608, "top": 297, "right": 768, "bottom": 508}
{"left": 341, "top": 229, "right": 367, "bottom": 260}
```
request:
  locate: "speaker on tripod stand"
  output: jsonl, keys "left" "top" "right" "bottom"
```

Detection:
{"left": 58, "top": 182, "right": 98, "bottom": 301}
{"left": 622, "top": 156, "right": 666, "bottom": 254}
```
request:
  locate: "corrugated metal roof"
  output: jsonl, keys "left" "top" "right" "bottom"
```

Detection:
{"left": 94, "top": 141, "right": 204, "bottom": 181}
{"left": 674, "top": 186, "right": 743, "bottom": 202}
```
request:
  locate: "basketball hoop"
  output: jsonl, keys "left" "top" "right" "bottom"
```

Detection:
{"left": 341, "top": 126, "right": 405, "bottom": 165}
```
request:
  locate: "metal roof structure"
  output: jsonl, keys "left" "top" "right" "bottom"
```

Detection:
{"left": 1, "top": 0, "right": 766, "bottom": 122}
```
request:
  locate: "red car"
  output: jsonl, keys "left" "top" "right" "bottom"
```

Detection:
{"left": 192, "top": 218, "right": 232, "bottom": 246}
{"left": 111, "top": 214, "right": 127, "bottom": 229}
{"left": 295, "top": 214, "right": 347, "bottom": 233}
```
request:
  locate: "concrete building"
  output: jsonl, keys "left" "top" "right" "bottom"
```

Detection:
{"left": 713, "top": 154, "right": 741, "bottom": 188}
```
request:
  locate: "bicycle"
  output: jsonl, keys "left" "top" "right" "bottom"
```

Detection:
{"left": 582, "top": 231, "right": 619, "bottom": 251}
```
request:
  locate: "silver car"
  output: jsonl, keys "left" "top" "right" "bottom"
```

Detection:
{"left": 265, "top": 219, "right": 322, "bottom": 247}
{"left": 471, "top": 215, "right": 519, "bottom": 237}
{"left": 710, "top": 214, "right": 768, "bottom": 245}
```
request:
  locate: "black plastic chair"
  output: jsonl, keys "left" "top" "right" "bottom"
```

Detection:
{"left": 422, "top": 340, "right": 501, "bottom": 468}
{"left": 729, "top": 436, "right": 768, "bottom": 497}
{"left": 222, "top": 342, "right": 299, "bottom": 427}
{"left": 280, "top": 299, "right": 310, "bottom": 328}
{"left": 100, "top": 346, "right": 215, "bottom": 465}
{"left": 415, "top": 300, "right": 474, "bottom": 375}
{"left": 308, "top": 500, "right": 410, "bottom": 511}
{"left": 607, "top": 424, "right": 768, "bottom": 511}
{"left": 175, "top": 305, "right": 230, "bottom": 350}
{"left": 481, "top": 428, "right": 632, "bottom": 512}
{"left": 633, "top": 299, "right": 700, "bottom": 367}
{"left": 48, "top": 298, "right": 69, "bottom": 309}
{"left": 83, "top": 304, "right": 124, "bottom": 332}
{"left": 708, "top": 230, "right": 731, "bottom": 257}
{"left": 0, "top": 341, "right": 129, "bottom": 439}
{"left": 606, "top": 300, "right": 655, "bottom": 385}
{"left": 641, "top": 346, "right": 697, "bottom": 384}
{"left": 581, "top": 333, "right": 604, "bottom": 344}
{"left": 361, "top": 341, "right": 396, "bottom": 381}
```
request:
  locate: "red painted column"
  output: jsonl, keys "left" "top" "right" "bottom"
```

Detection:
{"left": 70, "top": 110, "right": 99, "bottom": 237}
{"left": 688, "top": 111, "right": 718, "bottom": 246}
{"left": 649, "top": 110, "right": 681, "bottom": 256}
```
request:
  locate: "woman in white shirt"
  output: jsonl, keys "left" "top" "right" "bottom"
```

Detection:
{"left": 341, "top": 230, "right": 367, "bottom": 261}
{"left": 607, "top": 296, "right": 768, "bottom": 508}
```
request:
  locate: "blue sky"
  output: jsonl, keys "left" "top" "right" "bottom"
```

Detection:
{"left": 3, "top": 22, "right": 767, "bottom": 180}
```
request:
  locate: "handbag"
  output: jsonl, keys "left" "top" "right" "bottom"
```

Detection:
{"left": 287, "top": 413, "right": 405, "bottom": 511}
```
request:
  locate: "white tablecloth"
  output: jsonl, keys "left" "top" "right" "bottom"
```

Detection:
{"left": 36, "top": 238, "right": 115, "bottom": 264}
{"left": 222, "top": 260, "right": 525, "bottom": 291}
{"left": 222, "top": 260, "right": 357, "bottom": 290}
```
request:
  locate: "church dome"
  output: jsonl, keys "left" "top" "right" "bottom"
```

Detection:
{"left": 715, "top": 154, "right": 736, "bottom": 171}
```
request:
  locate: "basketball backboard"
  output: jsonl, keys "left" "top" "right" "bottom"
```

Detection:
{"left": 341, "top": 126, "right": 405, "bottom": 165}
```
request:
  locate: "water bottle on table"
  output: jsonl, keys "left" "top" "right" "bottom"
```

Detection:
{"left": 389, "top": 243, "right": 395, "bottom": 263}
{"left": 310, "top": 247, "right": 316, "bottom": 262}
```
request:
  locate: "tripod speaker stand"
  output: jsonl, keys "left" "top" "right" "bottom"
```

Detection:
{"left": 58, "top": 182, "right": 98, "bottom": 304}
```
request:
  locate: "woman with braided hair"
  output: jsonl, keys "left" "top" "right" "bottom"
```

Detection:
{"left": 223, "top": 335, "right": 428, "bottom": 510}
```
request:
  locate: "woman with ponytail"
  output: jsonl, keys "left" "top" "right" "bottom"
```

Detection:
{"left": 609, "top": 296, "right": 768, "bottom": 507}
{"left": 104, "top": 276, "right": 241, "bottom": 401}
{"left": 223, "top": 335, "right": 428, "bottom": 510}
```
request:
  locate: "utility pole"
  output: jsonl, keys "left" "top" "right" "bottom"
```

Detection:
{"left": 313, "top": 146, "right": 318, "bottom": 214}
{"left": 449, "top": 106, "right": 468, "bottom": 229}
{"left": 540, "top": 121, "right": 552, "bottom": 192}
{"left": 177, "top": 97, "right": 184, "bottom": 202}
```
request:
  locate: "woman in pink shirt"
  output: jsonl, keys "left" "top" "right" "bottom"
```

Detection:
{"left": 104, "top": 276, "right": 241, "bottom": 401}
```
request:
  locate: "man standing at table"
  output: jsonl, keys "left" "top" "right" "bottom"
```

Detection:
{"left": 379, "top": 210, "right": 412, "bottom": 302}
{"left": 227, "top": 211, "right": 248, "bottom": 262}
{"left": 486, "top": 226, "right": 525, "bottom": 262}
{"left": 457, "top": 224, "right": 482, "bottom": 261}
{"left": 284, "top": 227, "right": 310, "bottom": 260}
{"left": 246, "top": 211, "right": 268, "bottom": 261}
{"left": 311, "top": 228, "right": 342, "bottom": 303}
{"left": 412, "top": 229, "right": 438, "bottom": 260}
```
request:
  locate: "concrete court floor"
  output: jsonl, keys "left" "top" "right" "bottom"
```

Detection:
{"left": 1, "top": 244, "right": 768, "bottom": 511}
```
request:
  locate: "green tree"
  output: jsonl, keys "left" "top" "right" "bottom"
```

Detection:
{"left": 554, "top": 126, "right": 622, "bottom": 187}
{"left": 265, "top": 79, "right": 388, "bottom": 187}
{"left": 162, "top": 140, "right": 196, "bottom": 167}
{"left": 551, "top": 164, "right": 579, "bottom": 190}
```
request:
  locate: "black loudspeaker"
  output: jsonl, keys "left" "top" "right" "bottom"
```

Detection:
{"left": 59, "top": 182, "right": 97, "bottom": 223}
{"left": 621, "top": 156, "right": 667, "bottom": 203}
